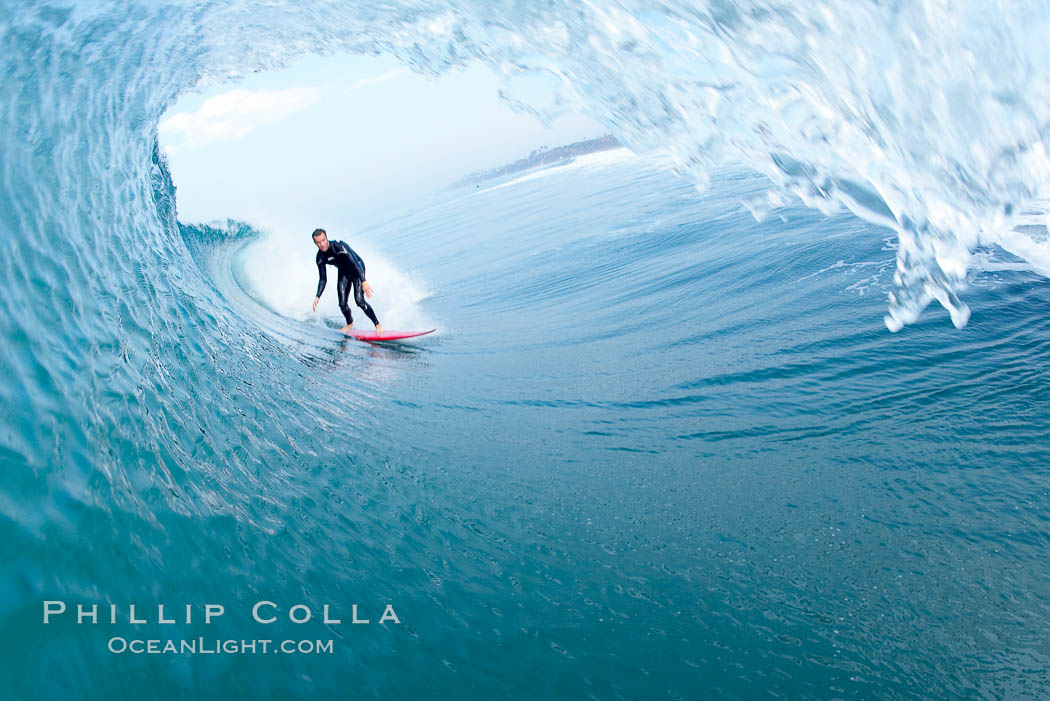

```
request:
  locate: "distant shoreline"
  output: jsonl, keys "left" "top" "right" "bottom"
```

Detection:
{"left": 450, "top": 134, "right": 623, "bottom": 188}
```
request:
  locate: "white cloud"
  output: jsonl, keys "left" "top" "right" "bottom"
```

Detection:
{"left": 159, "top": 86, "right": 321, "bottom": 148}
{"left": 343, "top": 68, "right": 407, "bottom": 91}
{"left": 159, "top": 69, "right": 407, "bottom": 150}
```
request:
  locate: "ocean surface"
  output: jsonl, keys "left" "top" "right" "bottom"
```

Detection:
{"left": 5, "top": 2, "right": 1050, "bottom": 699}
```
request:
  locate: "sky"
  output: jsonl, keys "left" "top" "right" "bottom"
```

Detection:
{"left": 159, "top": 52, "right": 608, "bottom": 235}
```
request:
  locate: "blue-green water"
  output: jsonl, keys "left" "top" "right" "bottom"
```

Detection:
{"left": 5, "top": 1, "right": 1050, "bottom": 699}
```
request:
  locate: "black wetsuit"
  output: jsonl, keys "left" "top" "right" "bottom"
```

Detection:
{"left": 315, "top": 240, "right": 380, "bottom": 327}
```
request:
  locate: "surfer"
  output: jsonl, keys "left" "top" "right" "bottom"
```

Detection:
{"left": 311, "top": 228, "right": 384, "bottom": 335}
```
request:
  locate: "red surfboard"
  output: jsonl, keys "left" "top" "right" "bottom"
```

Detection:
{"left": 345, "top": 328, "right": 436, "bottom": 342}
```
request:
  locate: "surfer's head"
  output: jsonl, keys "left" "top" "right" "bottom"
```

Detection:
{"left": 311, "top": 228, "right": 330, "bottom": 252}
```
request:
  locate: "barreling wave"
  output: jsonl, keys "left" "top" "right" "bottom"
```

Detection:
{"left": 2, "top": 0, "right": 1048, "bottom": 537}
{"left": 5, "top": 1, "right": 1050, "bottom": 341}
{"left": 5, "top": 0, "right": 1050, "bottom": 597}
{"left": 7, "top": 4, "right": 1050, "bottom": 696}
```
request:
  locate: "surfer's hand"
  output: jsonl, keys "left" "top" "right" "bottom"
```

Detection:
{"left": 312, "top": 297, "right": 319, "bottom": 312}
{"left": 362, "top": 281, "right": 373, "bottom": 298}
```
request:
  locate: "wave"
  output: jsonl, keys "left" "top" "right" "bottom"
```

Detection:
{"left": 7, "top": 2, "right": 1050, "bottom": 334}
{"left": 1, "top": 0, "right": 1047, "bottom": 555}
{"left": 6, "top": 5, "right": 1050, "bottom": 692}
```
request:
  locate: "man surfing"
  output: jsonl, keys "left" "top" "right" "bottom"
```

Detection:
{"left": 311, "top": 228, "right": 384, "bottom": 335}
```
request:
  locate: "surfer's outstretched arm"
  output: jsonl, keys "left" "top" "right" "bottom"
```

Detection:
{"left": 313, "top": 257, "right": 327, "bottom": 312}
{"left": 315, "top": 258, "right": 328, "bottom": 297}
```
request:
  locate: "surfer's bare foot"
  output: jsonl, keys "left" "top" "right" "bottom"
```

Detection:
{"left": 375, "top": 324, "right": 384, "bottom": 335}
{"left": 340, "top": 324, "right": 353, "bottom": 334}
